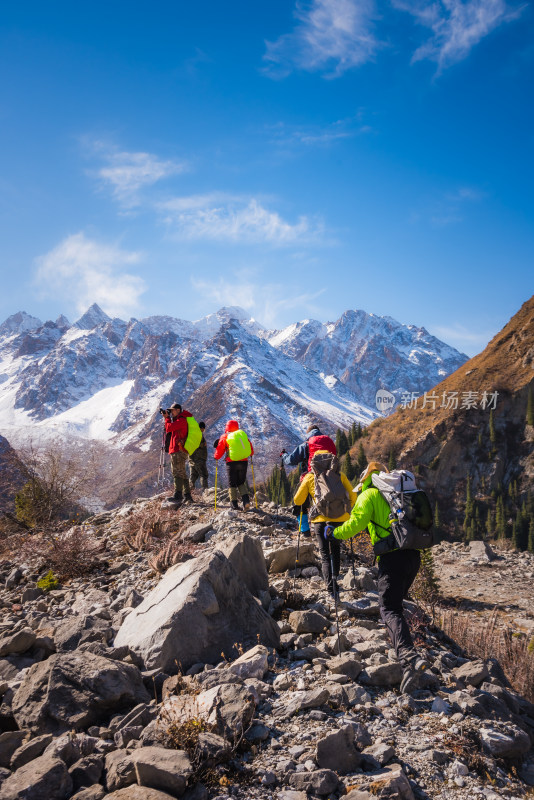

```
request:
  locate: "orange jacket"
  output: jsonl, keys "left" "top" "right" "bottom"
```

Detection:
{"left": 214, "top": 420, "right": 255, "bottom": 462}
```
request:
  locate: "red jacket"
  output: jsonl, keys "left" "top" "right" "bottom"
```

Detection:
{"left": 164, "top": 410, "right": 192, "bottom": 453}
{"left": 214, "top": 420, "right": 254, "bottom": 462}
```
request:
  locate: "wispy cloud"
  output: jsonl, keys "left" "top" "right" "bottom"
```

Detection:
{"left": 392, "top": 0, "right": 524, "bottom": 70}
{"left": 267, "top": 114, "right": 373, "bottom": 147}
{"left": 191, "top": 270, "right": 326, "bottom": 327}
{"left": 159, "top": 194, "right": 323, "bottom": 245}
{"left": 264, "top": 0, "right": 379, "bottom": 78}
{"left": 90, "top": 142, "right": 187, "bottom": 207}
{"left": 431, "top": 322, "right": 494, "bottom": 354}
{"left": 409, "top": 184, "right": 486, "bottom": 226}
{"left": 34, "top": 233, "right": 146, "bottom": 317}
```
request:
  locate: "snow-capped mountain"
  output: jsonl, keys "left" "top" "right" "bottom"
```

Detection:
{"left": 0, "top": 304, "right": 467, "bottom": 496}
{"left": 267, "top": 310, "right": 467, "bottom": 409}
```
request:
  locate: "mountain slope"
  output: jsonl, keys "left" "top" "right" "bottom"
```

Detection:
{"left": 267, "top": 309, "right": 467, "bottom": 407}
{"left": 0, "top": 303, "right": 468, "bottom": 506}
{"left": 354, "top": 294, "right": 534, "bottom": 533}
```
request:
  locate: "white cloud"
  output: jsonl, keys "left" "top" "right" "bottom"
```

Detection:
{"left": 264, "top": 0, "right": 379, "bottom": 78}
{"left": 159, "top": 194, "right": 322, "bottom": 245}
{"left": 431, "top": 322, "right": 494, "bottom": 355}
{"left": 91, "top": 143, "right": 187, "bottom": 207}
{"left": 392, "top": 0, "right": 523, "bottom": 70}
{"left": 191, "top": 271, "right": 326, "bottom": 327}
{"left": 34, "top": 233, "right": 146, "bottom": 318}
{"left": 267, "top": 114, "right": 373, "bottom": 147}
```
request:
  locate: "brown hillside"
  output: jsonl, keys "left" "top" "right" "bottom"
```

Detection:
{"left": 353, "top": 295, "right": 534, "bottom": 528}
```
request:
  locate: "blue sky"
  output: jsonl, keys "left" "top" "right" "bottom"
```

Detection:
{"left": 0, "top": 0, "right": 533, "bottom": 356}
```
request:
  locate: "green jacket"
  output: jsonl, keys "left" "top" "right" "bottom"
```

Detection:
{"left": 334, "top": 475, "right": 392, "bottom": 547}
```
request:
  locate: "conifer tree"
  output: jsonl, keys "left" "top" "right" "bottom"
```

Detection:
{"left": 388, "top": 448, "right": 397, "bottom": 471}
{"left": 463, "top": 474, "right": 474, "bottom": 537}
{"left": 337, "top": 430, "right": 349, "bottom": 457}
{"left": 528, "top": 517, "right": 534, "bottom": 553}
{"left": 356, "top": 442, "right": 366, "bottom": 478}
{"left": 489, "top": 408, "right": 497, "bottom": 447}
{"left": 342, "top": 451, "right": 354, "bottom": 481}
{"left": 527, "top": 385, "right": 534, "bottom": 427}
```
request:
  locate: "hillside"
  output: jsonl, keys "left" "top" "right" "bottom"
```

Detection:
{"left": 0, "top": 434, "right": 26, "bottom": 514}
{"left": 351, "top": 295, "right": 534, "bottom": 538}
{"left": 0, "top": 493, "right": 532, "bottom": 799}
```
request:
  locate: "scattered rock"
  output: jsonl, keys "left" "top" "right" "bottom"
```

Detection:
{"left": 131, "top": 746, "right": 192, "bottom": 796}
{"left": 12, "top": 652, "right": 150, "bottom": 734}
{"left": 454, "top": 659, "right": 489, "bottom": 687}
{"left": 288, "top": 610, "right": 329, "bottom": 634}
{"left": 316, "top": 724, "right": 363, "bottom": 774}
{"left": 2, "top": 752, "right": 72, "bottom": 800}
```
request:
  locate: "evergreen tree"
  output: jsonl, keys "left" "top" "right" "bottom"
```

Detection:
{"left": 495, "top": 495, "right": 505, "bottom": 539}
{"left": 528, "top": 517, "right": 534, "bottom": 553}
{"left": 337, "top": 430, "right": 349, "bottom": 457}
{"left": 463, "top": 475, "right": 474, "bottom": 536}
{"left": 486, "top": 508, "right": 494, "bottom": 539}
{"left": 342, "top": 451, "right": 355, "bottom": 481}
{"left": 350, "top": 421, "right": 358, "bottom": 445}
{"left": 527, "top": 385, "right": 534, "bottom": 427}
{"left": 388, "top": 448, "right": 397, "bottom": 471}
{"left": 357, "top": 422, "right": 363, "bottom": 439}
{"left": 489, "top": 408, "right": 497, "bottom": 447}
{"left": 356, "top": 442, "right": 366, "bottom": 479}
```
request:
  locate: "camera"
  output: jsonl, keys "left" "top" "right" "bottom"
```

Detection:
{"left": 159, "top": 407, "right": 172, "bottom": 416}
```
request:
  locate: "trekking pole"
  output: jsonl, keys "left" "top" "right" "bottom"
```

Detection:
{"left": 328, "top": 535, "right": 342, "bottom": 655}
{"left": 293, "top": 510, "right": 302, "bottom": 591}
{"left": 158, "top": 429, "right": 166, "bottom": 488}
{"left": 214, "top": 465, "right": 218, "bottom": 511}
{"left": 250, "top": 458, "right": 258, "bottom": 508}
{"left": 350, "top": 538, "right": 356, "bottom": 581}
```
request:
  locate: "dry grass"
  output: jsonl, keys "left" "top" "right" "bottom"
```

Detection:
{"left": 149, "top": 536, "right": 201, "bottom": 573}
{"left": 18, "top": 525, "right": 102, "bottom": 580}
{"left": 122, "top": 502, "right": 181, "bottom": 551}
{"left": 438, "top": 608, "right": 534, "bottom": 703}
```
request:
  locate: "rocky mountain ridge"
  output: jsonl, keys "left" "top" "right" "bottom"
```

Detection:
{"left": 0, "top": 493, "right": 533, "bottom": 800}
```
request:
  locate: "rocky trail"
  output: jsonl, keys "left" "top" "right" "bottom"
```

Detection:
{"left": 0, "top": 493, "right": 533, "bottom": 800}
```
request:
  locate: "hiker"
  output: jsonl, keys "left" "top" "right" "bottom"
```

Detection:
{"left": 281, "top": 422, "right": 336, "bottom": 474}
{"left": 330, "top": 461, "right": 428, "bottom": 693}
{"left": 214, "top": 420, "right": 254, "bottom": 511}
{"left": 281, "top": 423, "right": 337, "bottom": 539}
{"left": 161, "top": 403, "right": 194, "bottom": 506}
{"left": 293, "top": 450, "right": 356, "bottom": 598}
{"left": 189, "top": 421, "right": 208, "bottom": 490}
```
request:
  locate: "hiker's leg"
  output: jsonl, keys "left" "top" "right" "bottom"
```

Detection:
{"left": 189, "top": 460, "right": 199, "bottom": 489}
{"left": 377, "top": 550, "right": 417, "bottom": 666}
{"left": 200, "top": 461, "right": 209, "bottom": 489}
{"left": 227, "top": 462, "right": 239, "bottom": 508}
{"left": 314, "top": 522, "right": 333, "bottom": 591}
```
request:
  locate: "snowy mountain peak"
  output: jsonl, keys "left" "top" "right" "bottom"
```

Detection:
{"left": 0, "top": 311, "right": 42, "bottom": 338}
{"left": 74, "top": 304, "right": 111, "bottom": 330}
{"left": 55, "top": 314, "right": 70, "bottom": 328}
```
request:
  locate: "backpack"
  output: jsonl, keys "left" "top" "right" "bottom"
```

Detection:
{"left": 310, "top": 451, "right": 350, "bottom": 519}
{"left": 370, "top": 470, "right": 434, "bottom": 556}
{"left": 226, "top": 429, "right": 252, "bottom": 460}
{"left": 184, "top": 416, "right": 203, "bottom": 455}
{"left": 307, "top": 434, "right": 336, "bottom": 471}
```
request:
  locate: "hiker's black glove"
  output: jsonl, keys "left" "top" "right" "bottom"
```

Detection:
{"left": 324, "top": 524, "right": 335, "bottom": 540}
{"left": 279, "top": 449, "right": 286, "bottom": 457}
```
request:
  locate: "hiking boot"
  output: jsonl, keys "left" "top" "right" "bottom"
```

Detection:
{"left": 202, "top": 480, "right": 208, "bottom": 490}
{"left": 328, "top": 579, "right": 340, "bottom": 600}
{"left": 302, "top": 529, "right": 311, "bottom": 538}
{"left": 242, "top": 494, "right": 251, "bottom": 511}
{"left": 183, "top": 493, "right": 194, "bottom": 504}
{"left": 400, "top": 657, "right": 430, "bottom": 694}
{"left": 167, "top": 492, "right": 183, "bottom": 506}
{"left": 231, "top": 500, "right": 239, "bottom": 510}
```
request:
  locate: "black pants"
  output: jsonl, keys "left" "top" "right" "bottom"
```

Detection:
{"left": 226, "top": 461, "right": 249, "bottom": 501}
{"left": 377, "top": 549, "right": 421, "bottom": 666}
{"left": 314, "top": 522, "right": 341, "bottom": 592}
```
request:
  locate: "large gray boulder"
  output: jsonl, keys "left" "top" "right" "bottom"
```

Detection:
{"left": 12, "top": 652, "right": 150, "bottom": 735}
{"left": 114, "top": 549, "right": 280, "bottom": 672}
{"left": 217, "top": 532, "right": 269, "bottom": 597}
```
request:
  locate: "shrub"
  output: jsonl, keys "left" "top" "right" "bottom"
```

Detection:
{"left": 21, "top": 526, "right": 101, "bottom": 580}
{"left": 149, "top": 536, "right": 201, "bottom": 573}
{"left": 37, "top": 569, "right": 59, "bottom": 592}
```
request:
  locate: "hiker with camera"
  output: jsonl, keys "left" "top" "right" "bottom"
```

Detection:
{"left": 160, "top": 403, "right": 194, "bottom": 506}
{"left": 293, "top": 450, "right": 357, "bottom": 598}
{"left": 330, "top": 461, "right": 435, "bottom": 693}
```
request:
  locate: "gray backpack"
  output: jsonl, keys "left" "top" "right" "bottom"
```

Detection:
{"left": 310, "top": 452, "right": 350, "bottom": 519}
